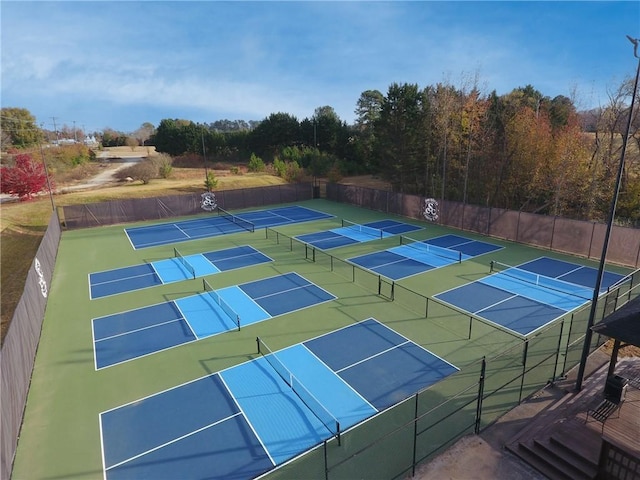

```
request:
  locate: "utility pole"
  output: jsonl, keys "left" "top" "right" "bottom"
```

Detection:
{"left": 51, "top": 117, "right": 59, "bottom": 145}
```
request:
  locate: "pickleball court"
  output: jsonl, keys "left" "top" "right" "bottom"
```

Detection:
{"left": 100, "top": 318, "right": 459, "bottom": 479}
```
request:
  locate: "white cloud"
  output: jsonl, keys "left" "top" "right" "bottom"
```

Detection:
{"left": 2, "top": 1, "right": 635, "bottom": 131}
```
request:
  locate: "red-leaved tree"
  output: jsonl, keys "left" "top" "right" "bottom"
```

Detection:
{"left": 0, "top": 153, "right": 52, "bottom": 200}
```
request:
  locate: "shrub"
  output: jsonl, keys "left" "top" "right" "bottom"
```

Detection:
{"left": 205, "top": 171, "right": 218, "bottom": 191}
{"left": 273, "top": 157, "right": 286, "bottom": 178}
{"left": 271, "top": 157, "right": 303, "bottom": 182}
{"left": 150, "top": 153, "right": 173, "bottom": 179}
{"left": 248, "top": 153, "right": 265, "bottom": 172}
{"left": 116, "top": 160, "right": 159, "bottom": 184}
{"left": 284, "top": 160, "right": 303, "bottom": 182}
{"left": 327, "top": 162, "right": 343, "bottom": 183}
{"left": 48, "top": 144, "right": 94, "bottom": 170}
{"left": 0, "top": 153, "right": 51, "bottom": 200}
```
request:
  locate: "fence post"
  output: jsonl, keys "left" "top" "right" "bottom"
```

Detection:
{"left": 411, "top": 393, "right": 419, "bottom": 477}
{"left": 551, "top": 321, "right": 565, "bottom": 384}
{"left": 561, "top": 313, "right": 575, "bottom": 376}
{"left": 549, "top": 216, "right": 556, "bottom": 250}
{"left": 519, "top": 341, "right": 528, "bottom": 403}
{"left": 324, "top": 440, "right": 329, "bottom": 480}
{"left": 475, "top": 357, "right": 486, "bottom": 434}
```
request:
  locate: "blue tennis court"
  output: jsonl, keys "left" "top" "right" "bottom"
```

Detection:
{"left": 349, "top": 234, "right": 503, "bottom": 280}
{"left": 296, "top": 219, "right": 422, "bottom": 250}
{"left": 435, "top": 256, "right": 626, "bottom": 336}
{"left": 89, "top": 245, "right": 272, "bottom": 299}
{"left": 92, "top": 272, "right": 335, "bottom": 369}
{"left": 100, "top": 318, "right": 458, "bottom": 479}
{"left": 125, "top": 205, "right": 333, "bottom": 249}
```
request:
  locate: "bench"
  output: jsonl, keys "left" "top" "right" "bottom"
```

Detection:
{"left": 586, "top": 399, "right": 622, "bottom": 432}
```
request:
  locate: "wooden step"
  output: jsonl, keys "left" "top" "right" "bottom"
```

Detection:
{"left": 549, "top": 424, "right": 602, "bottom": 463}
{"left": 516, "top": 442, "right": 575, "bottom": 480}
{"left": 548, "top": 435, "right": 599, "bottom": 468}
{"left": 533, "top": 439, "right": 598, "bottom": 480}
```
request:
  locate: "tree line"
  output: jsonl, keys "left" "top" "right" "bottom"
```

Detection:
{"left": 148, "top": 82, "right": 639, "bottom": 225}
{"left": 2, "top": 76, "right": 638, "bottom": 224}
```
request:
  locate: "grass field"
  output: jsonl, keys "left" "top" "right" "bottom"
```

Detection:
{"left": 9, "top": 196, "right": 634, "bottom": 479}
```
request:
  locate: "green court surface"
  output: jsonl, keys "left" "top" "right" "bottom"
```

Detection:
{"left": 12, "top": 199, "right": 632, "bottom": 480}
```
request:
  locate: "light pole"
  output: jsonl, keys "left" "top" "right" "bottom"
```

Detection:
{"left": 313, "top": 119, "right": 317, "bottom": 148}
{"left": 201, "top": 130, "right": 209, "bottom": 191}
{"left": 575, "top": 35, "right": 640, "bottom": 391}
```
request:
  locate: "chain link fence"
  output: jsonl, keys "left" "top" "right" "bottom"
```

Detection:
{"left": 1, "top": 211, "right": 61, "bottom": 480}
{"left": 325, "top": 182, "right": 640, "bottom": 268}
{"left": 263, "top": 225, "right": 640, "bottom": 479}
{"left": 59, "top": 183, "right": 314, "bottom": 229}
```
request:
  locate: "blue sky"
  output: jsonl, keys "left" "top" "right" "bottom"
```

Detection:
{"left": 2, "top": 1, "right": 639, "bottom": 134}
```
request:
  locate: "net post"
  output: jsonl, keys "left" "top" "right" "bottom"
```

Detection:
{"left": 391, "top": 281, "right": 395, "bottom": 301}
{"left": 468, "top": 316, "right": 473, "bottom": 339}
{"left": 378, "top": 276, "right": 381, "bottom": 295}
{"left": 336, "top": 421, "right": 341, "bottom": 446}
{"left": 312, "top": 247, "right": 316, "bottom": 263}
{"left": 256, "top": 336, "right": 261, "bottom": 354}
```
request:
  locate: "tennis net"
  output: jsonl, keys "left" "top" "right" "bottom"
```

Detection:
{"left": 399, "top": 236, "right": 462, "bottom": 263}
{"left": 341, "top": 219, "right": 384, "bottom": 239}
{"left": 173, "top": 247, "right": 196, "bottom": 279}
{"left": 257, "top": 336, "right": 341, "bottom": 444}
{"left": 217, "top": 206, "right": 255, "bottom": 233}
{"left": 489, "top": 261, "right": 593, "bottom": 300}
{"left": 203, "top": 278, "right": 241, "bottom": 331}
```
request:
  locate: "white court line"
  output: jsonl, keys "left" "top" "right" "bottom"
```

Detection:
{"left": 105, "top": 412, "right": 244, "bottom": 471}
